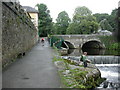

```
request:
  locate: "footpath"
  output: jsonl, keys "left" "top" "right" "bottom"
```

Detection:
{"left": 2, "top": 40, "right": 60, "bottom": 88}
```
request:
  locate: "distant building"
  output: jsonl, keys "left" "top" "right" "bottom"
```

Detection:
{"left": 97, "top": 30, "right": 112, "bottom": 36}
{"left": 22, "top": 6, "right": 38, "bottom": 30}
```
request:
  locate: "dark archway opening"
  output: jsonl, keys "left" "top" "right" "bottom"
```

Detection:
{"left": 61, "top": 41, "right": 74, "bottom": 49}
{"left": 61, "top": 41, "right": 68, "bottom": 48}
{"left": 82, "top": 41, "right": 103, "bottom": 49}
{"left": 64, "top": 41, "right": 74, "bottom": 49}
{"left": 82, "top": 41, "right": 105, "bottom": 55}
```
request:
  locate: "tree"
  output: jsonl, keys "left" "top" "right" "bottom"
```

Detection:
{"left": 66, "top": 6, "right": 99, "bottom": 34}
{"left": 99, "top": 19, "right": 113, "bottom": 31}
{"left": 36, "top": 3, "right": 52, "bottom": 37}
{"left": 108, "top": 9, "right": 117, "bottom": 31}
{"left": 93, "top": 9, "right": 118, "bottom": 32}
{"left": 74, "top": 6, "right": 92, "bottom": 16}
{"left": 93, "top": 13, "right": 109, "bottom": 23}
{"left": 66, "top": 23, "right": 80, "bottom": 34}
{"left": 67, "top": 18, "right": 99, "bottom": 34}
{"left": 55, "top": 11, "right": 71, "bottom": 34}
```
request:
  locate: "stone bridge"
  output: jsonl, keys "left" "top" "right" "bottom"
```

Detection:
{"left": 54, "top": 34, "right": 105, "bottom": 49}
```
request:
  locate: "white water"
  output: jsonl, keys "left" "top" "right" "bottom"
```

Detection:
{"left": 95, "top": 64, "right": 120, "bottom": 66}
{"left": 96, "top": 64, "right": 120, "bottom": 89}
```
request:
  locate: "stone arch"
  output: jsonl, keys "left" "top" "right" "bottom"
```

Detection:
{"left": 64, "top": 41, "right": 75, "bottom": 49}
{"left": 82, "top": 40, "right": 105, "bottom": 49}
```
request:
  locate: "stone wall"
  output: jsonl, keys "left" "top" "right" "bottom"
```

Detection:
{"left": 0, "top": 1, "right": 2, "bottom": 89}
{"left": 54, "top": 34, "right": 105, "bottom": 49}
{"left": 0, "top": 2, "right": 2, "bottom": 63}
{"left": 2, "top": 2, "right": 38, "bottom": 67}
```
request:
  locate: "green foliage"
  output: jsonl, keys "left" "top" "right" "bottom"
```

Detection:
{"left": 66, "top": 14, "right": 99, "bottom": 34}
{"left": 54, "top": 11, "right": 71, "bottom": 34}
{"left": 66, "top": 6, "right": 99, "bottom": 34}
{"left": 99, "top": 19, "right": 113, "bottom": 31}
{"left": 53, "top": 6, "right": 117, "bottom": 35}
{"left": 36, "top": 3, "right": 52, "bottom": 37}
{"left": 109, "top": 43, "right": 119, "bottom": 49}
{"left": 74, "top": 6, "right": 92, "bottom": 16}
{"left": 66, "top": 23, "right": 80, "bottom": 34}
{"left": 93, "top": 13, "right": 109, "bottom": 23}
{"left": 93, "top": 9, "right": 118, "bottom": 31}
{"left": 53, "top": 56, "right": 63, "bottom": 62}
{"left": 99, "top": 35, "right": 120, "bottom": 50}
{"left": 108, "top": 9, "right": 118, "bottom": 31}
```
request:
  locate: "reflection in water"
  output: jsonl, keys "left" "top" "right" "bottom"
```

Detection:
{"left": 67, "top": 49, "right": 82, "bottom": 56}
{"left": 66, "top": 48, "right": 119, "bottom": 56}
{"left": 68, "top": 49, "right": 74, "bottom": 54}
{"left": 82, "top": 48, "right": 105, "bottom": 55}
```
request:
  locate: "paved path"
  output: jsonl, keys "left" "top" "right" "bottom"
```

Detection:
{"left": 2, "top": 40, "right": 60, "bottom": 88}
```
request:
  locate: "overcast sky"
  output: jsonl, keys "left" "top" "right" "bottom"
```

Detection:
{"left": 19, "top": 0, "right": 119, "bottom": 22}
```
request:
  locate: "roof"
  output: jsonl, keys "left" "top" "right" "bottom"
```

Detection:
{"left": 22, "top": 6, "right": 38, "bottom": 13}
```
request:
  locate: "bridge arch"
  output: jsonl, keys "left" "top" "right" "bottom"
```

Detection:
{"left": 82, "top": 40, "right": 105, "bottom": 49}
{"left": 64, "top": 41, "right": 75, "bottom": 49}
{"left": 62, "top": 41, "right": 74, "bottom": 49}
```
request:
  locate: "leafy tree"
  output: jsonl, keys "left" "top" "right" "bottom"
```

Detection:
{"left": 108, "top": 9, "right": 117, "bottom": 31}
{"left": 51, "top": 22, "right": 57, "bottom": 34}
{"left": 67, "top": 18, "right": 99, "bottom": 34}
{"left": 93, "top": 13, "right": 109, "bottom": 23}
{"left": 67, "top": 23, "right": 80, "bottom": 34}
{"left": 93, "top": 9, "right": 117, "bottom": 32}
{"left": 99, "top": 19, "right": 113, "bottom": 31}
{"left": 66, "top": 6, "right": 99, "bottom": 34}
{"left": 74, "top": 6, "right": 92, "bottom": 16}
{"left": 55, "top": 11, "right": 71, "bottom": 34}
{"left": 36, "top": 3, "right": 52, "bottom": 37}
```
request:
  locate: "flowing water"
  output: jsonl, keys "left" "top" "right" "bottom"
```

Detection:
{"left": 62, "top": 48, "right": 120, "bottom": 89}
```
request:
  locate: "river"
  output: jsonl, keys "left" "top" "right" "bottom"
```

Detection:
{"left": 62, "top": 48, "right": 120, "bottom": 89}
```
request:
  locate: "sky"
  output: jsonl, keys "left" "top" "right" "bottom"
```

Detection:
{"left": 19, "top": 0, "right": 119, "bottom": 22}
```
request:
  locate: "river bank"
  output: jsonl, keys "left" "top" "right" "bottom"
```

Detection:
{"left": 59, "top": 55, "right": 120, "bottom": 89}
{"left": 53, "top": 55, "right": 105, "bottom": 88}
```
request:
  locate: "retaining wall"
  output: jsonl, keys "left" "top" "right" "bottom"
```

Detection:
{"left": 2, "top": 2, "right": 38, "bottom": 67}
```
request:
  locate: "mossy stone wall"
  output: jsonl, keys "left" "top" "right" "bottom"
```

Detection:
{"left": 2, "top": 2, "right": 38, "bottom": 67}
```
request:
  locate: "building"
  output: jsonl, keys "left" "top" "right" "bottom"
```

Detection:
{"left": 97, "top": 30, "right": 112, "bottom": 36}
{"left": 22, "top": 6, "right": 38, "bottom": 30}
